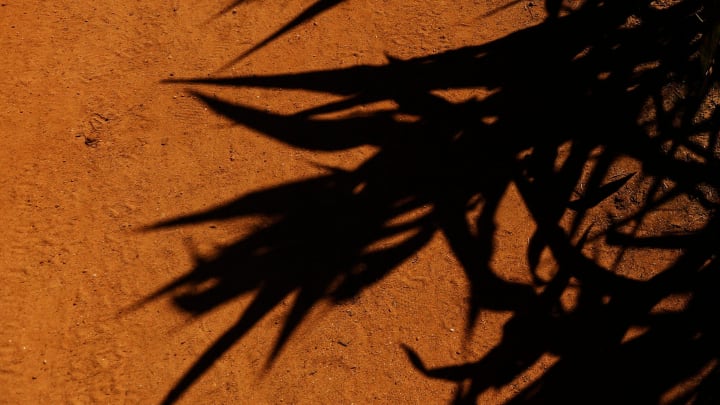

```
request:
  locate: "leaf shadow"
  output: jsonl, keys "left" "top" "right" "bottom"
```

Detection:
{"left": 145, "top": 0, "right": 720, "bottom": 403}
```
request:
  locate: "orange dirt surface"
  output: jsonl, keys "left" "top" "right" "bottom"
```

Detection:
{"left": 2, "top": 1, "right": 719, "bottom": 404}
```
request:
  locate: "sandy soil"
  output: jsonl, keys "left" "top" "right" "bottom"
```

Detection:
{"left": 2, "top": 1, "right": 719, "bottom": 404}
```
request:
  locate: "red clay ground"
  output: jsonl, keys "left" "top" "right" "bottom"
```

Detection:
{"left": 2, "top": 1, "right": 718, "bottom": 404}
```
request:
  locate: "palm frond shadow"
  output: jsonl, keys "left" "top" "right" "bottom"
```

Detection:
{"left": 148, "top": 0, "right": 720, "bottom": 403}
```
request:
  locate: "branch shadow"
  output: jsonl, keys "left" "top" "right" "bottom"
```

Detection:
{"left": 145, "top": 0, "right": 720, "bottom": 403}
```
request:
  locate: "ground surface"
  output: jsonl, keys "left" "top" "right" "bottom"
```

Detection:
{"left": 1, "top": 1, "right": 718, "bottom": 404}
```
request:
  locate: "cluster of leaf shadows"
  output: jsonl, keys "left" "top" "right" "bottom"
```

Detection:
{"left": 144, "top": 0, "right": 720, "bottom": 403}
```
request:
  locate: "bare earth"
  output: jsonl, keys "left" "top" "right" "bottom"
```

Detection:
{"left": 2, "top": 1, "right": 719, "bottom": 404}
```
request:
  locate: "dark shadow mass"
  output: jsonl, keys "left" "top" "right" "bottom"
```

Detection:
{"left": 147, "top": 0, "right": 720, "bottom": 403}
